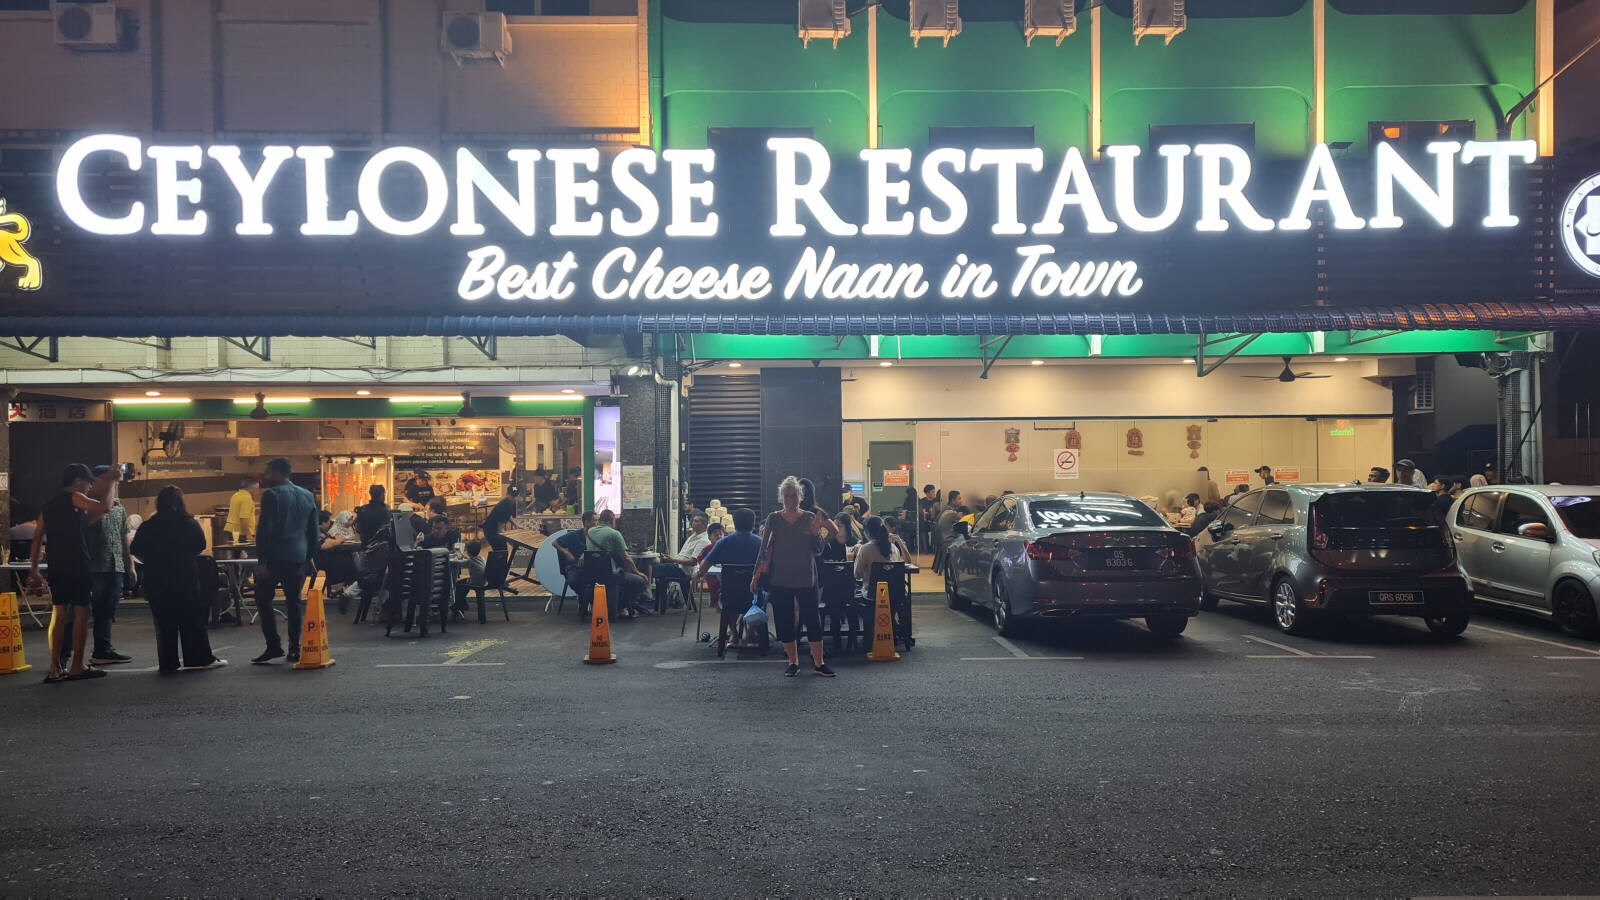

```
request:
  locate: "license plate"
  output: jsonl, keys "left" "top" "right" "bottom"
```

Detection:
{"left": 1369, "top": 591, "right": 1422, "bottom": 605}
{"left": 1092, "top": 550, "right": 1144, "bottom": 570}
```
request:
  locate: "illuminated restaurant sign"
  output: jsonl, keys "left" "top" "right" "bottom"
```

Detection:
{"left": 49, "top": 134, "right": 1541, "bottom": 310}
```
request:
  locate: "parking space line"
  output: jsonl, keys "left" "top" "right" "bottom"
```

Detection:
{"left": 959, "top": 656, "right": 1084, "bottom": 661}
{"left": 1469, "top": 624, "right": 1600, "bottom": 656}
{"left": 1243, "top": 635, "right": 1373, "bottom": 660}
{"left": 991, "top": 636, "right": 1031, "bottom": 658}
{"left": 1243, "top": 635, "right": 1312, "bottom": 657}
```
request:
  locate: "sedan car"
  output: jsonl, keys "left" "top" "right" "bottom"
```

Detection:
{"left": 943, "top": 492, "right": 1204, "bottom": 638}
{"left": 1195, "top": 483, "right": 1471, "bottom": 636}
{"left": 1449, "top": 484, "right": 1600, "bottom": 638}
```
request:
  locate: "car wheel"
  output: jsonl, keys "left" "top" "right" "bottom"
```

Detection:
{"left": 945, "top": 568, "right": 968, "bottom": 610}
{"left": 991, "top": 576, "right": 1019, "bottom": 638}
{"left": 1423, "top": 613, "right": 1469, "bottom": 637}
{"left": 1199, "top": 590, "right": 1219, "bottom": 612}
{"left": 1146, "top": 612, "right": 1188, "bottom": 639}
{"left": 1271, "top": 578, "right": 1311, "bottom": 636}
{"left": 1552, "top": 580, "right": 1600, "bottom": 639}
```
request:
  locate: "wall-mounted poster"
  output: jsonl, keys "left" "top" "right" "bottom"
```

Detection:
{"left": 394, "top": 426, "right": 497, "bottom": 469}
{"left": 623, "top": 465, "right": 654, "bottom": 510}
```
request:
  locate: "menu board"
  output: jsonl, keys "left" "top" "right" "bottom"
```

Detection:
{"left": 394, "top": 427, "right": 497, "bottom": 469}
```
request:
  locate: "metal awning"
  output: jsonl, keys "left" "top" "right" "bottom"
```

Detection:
{"left": 2, "top": 301, "right": 1598, "bottom": 338}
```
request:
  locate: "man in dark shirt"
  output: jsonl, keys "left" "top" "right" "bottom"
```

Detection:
{"left": 355, "top": 484, "right": 390, "bottom": 543}
{"left": 252, "top": 458, "right": 321, "bottom": 665}
{"left": 30, "top": 463, "right": 118, "bottom": 682}
{"left": 554, "top": 510, "right": 596, "bottom": 568}
{"left": 482, "top": 486, "right": 520, "bottom": 553}
{"left": 403, "top": 472, "right": 435, "bottom": 507}
{"left": 532, "top": 470, "right": 559, "bottom": 508}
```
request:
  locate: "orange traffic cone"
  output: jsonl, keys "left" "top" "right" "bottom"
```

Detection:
{"left": 0, "top": 592, "right": 32, "bottom": 675}
{"left": 867, "top": 581, "right": 900, "bottom": 662}
{"left": 583, "top": 584, "right": 617, "bottom": 665}
{"left": 294, "top": 588, "right": 336, "bottom": 670}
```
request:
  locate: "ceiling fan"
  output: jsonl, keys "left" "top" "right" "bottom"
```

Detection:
{"left": 1241, "top": 356, "right": 1332, "bottom": 383}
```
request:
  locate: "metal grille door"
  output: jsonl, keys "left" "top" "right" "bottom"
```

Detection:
{"left": 687, "top": 375, "right": 764, "bottom": 513}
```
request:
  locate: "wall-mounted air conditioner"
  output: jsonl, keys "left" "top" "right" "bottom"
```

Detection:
{"left": 440, "top": 11, "right": 512, "bottom": 65}
{"left": 52, "top": 1, "right": 125, "bottom": 51}
{"left": 1024, "top": 0, "right": 1075, "bottom": 46}
{"left": 1133, "top": 0, "right": 1186, "bottom": 45}
{"left": 798, "top": 0, "right": 850, "bottom": 48}
{"left": 910, "top": 0, "right": 961, "bottom": 47}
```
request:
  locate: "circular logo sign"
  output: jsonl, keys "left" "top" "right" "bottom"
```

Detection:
{"left": 1560, "top": 173, "right": 1600, "bottom": 278}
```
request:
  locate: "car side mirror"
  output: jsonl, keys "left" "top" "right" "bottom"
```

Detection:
{"left": 1517, "top": 522, "right": 1553, "bottom": 541}
{"left": 954, "top": 521, "right": 970, "bottom": 538}
{"left": 1207, "top": 520, "right": 1229, "bottom": 539}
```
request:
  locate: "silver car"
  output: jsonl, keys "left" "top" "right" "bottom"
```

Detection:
{"left": 1448, "top": 485, "right": 1600, "bottom": 638}
{"left": 943, "top": 492, "right": 1204, "bottom": 639}
{"left": 1196, "top": 483, "right": 1471, "bottom": 636}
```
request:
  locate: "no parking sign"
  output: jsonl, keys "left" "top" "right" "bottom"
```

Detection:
{"left": 1054, "top": 449, "right": 1080, "bottom": 480}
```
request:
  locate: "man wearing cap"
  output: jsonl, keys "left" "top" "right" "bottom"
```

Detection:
{"left": 30, "top": 463, "right": 120, "bottom": 682}
{"left": 251, "top": 458, "right": 321, "bottom": 665}
{"left": 1255, "top": 465, "right": 1276, "bottom": 486}
{"left": 1393, "top": 459, "right": 1429, "bottom": 488}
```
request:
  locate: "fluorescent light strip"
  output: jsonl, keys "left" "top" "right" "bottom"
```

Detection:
{"left": 112, "top": 397, "right": 192, "bottom": 405}
{"left": 386, "top": 396, "right": 462, "bottom": 403}
{"left": 509, "top": 394, "right": 578, "bottom": 402}
{"left": 232, "top": 397, "right": 312, "bottom": 404}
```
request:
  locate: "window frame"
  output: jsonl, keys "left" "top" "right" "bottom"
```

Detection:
{"left": 1219, "top": 492, "right": 1264, "bottom": 529}
{"left": 1456, "top": 491, "right": 1501, "bottom": 531}
{"left": 982, "top": 498, "right": 1018, "bottom": 534}
{"left": 1496, "top": 492, "right": 1553, "bottom": 538}
{"left": 1257, "top": 490, "right": 1295, "bottom": 526}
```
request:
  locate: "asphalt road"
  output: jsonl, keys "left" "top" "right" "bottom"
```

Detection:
{"left": 3, "top": 593, "right": 1600, "bottom": 898}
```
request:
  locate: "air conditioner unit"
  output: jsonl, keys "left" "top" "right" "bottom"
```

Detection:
{"left": 440, "top": 11, "right": 512, "bottom": 65}
{"left": 1133, "top": 0, "right": 1186, "bottom": 45}
{"left": 1024, "top": 0, "right": 1075, "bottom": 46}
{"left": 910, "top": 0, "right": 961, "bottom": 47}
{"left": 51, "top": 1, "right": 124, "bottom": 51}
{"left": 798, "top": 0, "right": 850, "bottom": 48}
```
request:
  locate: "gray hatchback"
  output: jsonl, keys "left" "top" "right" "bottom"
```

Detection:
{"left": 1448, "top": 485, "right": 1600, "bottom": 638}
{"left": 1195, "top": 483, "right": 1472, "bottom": 636}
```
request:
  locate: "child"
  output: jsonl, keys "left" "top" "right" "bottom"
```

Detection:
{"left": 453, "top": 540, "right": 486, "bottom": 620}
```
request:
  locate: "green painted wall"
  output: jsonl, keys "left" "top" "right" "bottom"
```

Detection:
{"left": 660, "top": 2, "right": 1537, "bottom": 160}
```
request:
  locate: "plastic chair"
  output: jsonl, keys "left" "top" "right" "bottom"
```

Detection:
{"left": 578, "top": 550, "right": 618, "bottom": 619}
{"left": 818, "top": 561, "right": 858, "bottom": 650}
{"left": 473, "top": 549, "right": 513, "bottom": 624}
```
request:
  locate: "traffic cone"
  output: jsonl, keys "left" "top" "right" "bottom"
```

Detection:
{"left": 583, "top": 584, "right": 617, "bottom": 665}
{"left": 867, "top": 581, "right": 900, "bottom": 662}
{"left": 294, "top": 588, "right": 336, "bottom": 670}
{"left": 0, "top": 592, "right": 32, "bottom": 675}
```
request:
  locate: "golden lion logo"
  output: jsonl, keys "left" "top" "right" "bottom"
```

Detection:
{"left": 0, "top": 198, "right": 42, "bottom": 292}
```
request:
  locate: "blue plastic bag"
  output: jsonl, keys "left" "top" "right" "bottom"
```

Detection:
{"left": 742, "top": 600, "right": 768, "bottom": 630}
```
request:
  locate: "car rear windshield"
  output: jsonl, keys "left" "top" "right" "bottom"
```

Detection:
{"left": 1550, "top": 496, "right": 1600, "bottom": 539}
{"left": 1313, "top": 490, "right": 1440, "bottom": 528}
{"left": 1029, "top": 499, "right": 1168, "bottom": 529}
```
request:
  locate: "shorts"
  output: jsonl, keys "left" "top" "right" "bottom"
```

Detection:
{"left": 46, "top": 569, "right": 94, "bottom": 608}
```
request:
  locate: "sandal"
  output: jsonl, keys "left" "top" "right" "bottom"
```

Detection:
{"left": 42, "top": 672, "right": 65, "bottom": 684}
{"left": 67, "top": 668, "right": 108, "bottom": 681}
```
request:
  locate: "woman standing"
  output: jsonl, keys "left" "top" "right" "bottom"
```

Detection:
{"left": 129, "top": 486, "right": 226, "bottom": 674}
{"left": 755, "top": 476, "right": 836, "bottom": 678}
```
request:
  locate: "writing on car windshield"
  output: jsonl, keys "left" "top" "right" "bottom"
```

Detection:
{"left": 1550, "top": 496, "right": 1600, "bottom": 539}
{"left": 1030, "top": 500, "right": 1166, "bottom": 529}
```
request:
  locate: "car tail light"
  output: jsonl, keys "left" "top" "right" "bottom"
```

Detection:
{"left": 1156, "top": 540, "right": 1197, "bottom": 561}
{"left": 1026, "top": 541, "right": 1078, "bottom": 561}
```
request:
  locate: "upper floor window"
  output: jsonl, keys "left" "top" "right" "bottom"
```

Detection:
{"left": 1370, "top": 120, "right": 1475, "bottom": 154}
{"left": 1149, "top": 123, "right": 1256, "bottom": 151}
{"left": 929, "top": 126, "right": 1036, "bottom": 150}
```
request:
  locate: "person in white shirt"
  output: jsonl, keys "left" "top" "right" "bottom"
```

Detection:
{"left": 655, "top": 513, "right": 711, "bottom": 609}
{"left": 1179, "top": 493, "right": 1201, "bottom": 528}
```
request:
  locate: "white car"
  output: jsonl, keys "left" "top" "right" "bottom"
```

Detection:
{"left": 1448, "top": 485, "right": 1600, "bottom": 638}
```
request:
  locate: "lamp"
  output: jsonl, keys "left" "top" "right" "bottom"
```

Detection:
{"left": 249, "top": 392, "right": 269, "bottom": 420}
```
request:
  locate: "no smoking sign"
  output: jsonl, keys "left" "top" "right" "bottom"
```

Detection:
{"left": 1054, "top": 449, "right": 1080, "bottom": 480}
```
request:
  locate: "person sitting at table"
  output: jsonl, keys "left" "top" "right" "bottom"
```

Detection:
{"left": 419, "top": 515, "right": 455, "bottom": 551}
{"left": 881, "top": 516, "right": 913, "bottom": 559}
{"left": 854, "top": 515, "right": 904, "bottom": 582}
{"left": 655, "top": 512, "right": 713, "bottom": 610}
{"left": 586, "top": 508, "right": 648, "bottom": 618}
{"left": 696, "top": 507, "right": 762, "bottom": 644}
{"left": 318, "top": 510, "right": 361, "bottom": 600}
{"left": 695, "top": 522, "right": 725, "bottom": 609}
{"left": 820, "top": 511, "right": 855, "bottom": 562}
{"left": 453, "top": 540, "right": 486, "bottom": 620}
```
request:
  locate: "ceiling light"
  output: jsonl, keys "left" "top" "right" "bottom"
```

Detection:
{"left": 386, "top": 395, "right": 461, "bottom": 403}
{"left": 144, "top": 390, "right": 161, "bottom": 397}
{"left": 112, "top": 397, "right": 192, "bottom": 405}
{"left": 727, "top": 362, "right": 743, "bottom": 368}
{"left": 509, "top": 394, "right": 575, "bottom": 402}
{"left": 1029, "top": 360, "right": 1044, "bottom": 366}
{"left": 355, "top": 389, "right": 372, "bottom": 396}
{"left": 1181, "top": 358, "right": 1195, "bottom": 364}
{"left": 879, "top": 361, "right": 894, "bottom": 367}
{"left": 232, "top": 397, "right": 311, "bottom": 404}
{"left": 560, "top": 388, "right": 576, "bottom": 394}
{"left": 1334, "top": 356, "right": 1350, "bottom": 362}
{"left": 626, "top": 364, "right": 640, "bottom": 376}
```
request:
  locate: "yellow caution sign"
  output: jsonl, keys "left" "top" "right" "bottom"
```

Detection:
{"left": 0, "top": 592, "right": 32, "bottom": 675}
{"left": 867, "top": 581, "right": 900, "bottom": 662}
{"left": 583, "top": 584, "right": 617, "bottom": 665}
{"left": 294, "top": 588, "right": 337, "bottom": 670}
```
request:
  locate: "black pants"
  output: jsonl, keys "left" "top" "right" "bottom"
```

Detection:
{"left": 653, "top": 563, "right": 691, "bottom": 609}
{"left": 768, "top": 586, "right": 823, "bottom": 645}
{"left": 256, "top": 564, "right": 306, "bottom": 654}
{"left": 148, "top": 590, "right": 215, "bottom": 672}
{"left": 454, "top": 580, "right": 479, "bottom": 612}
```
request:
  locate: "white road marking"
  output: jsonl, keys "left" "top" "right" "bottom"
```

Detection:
{"left": 443, "top": 640, "right": 504, "bottom": 665}
{"left": 653, "top": 658, "right": 787, "bottom": 669}
{"left": 960, "top": 656, "right": 1084, "bottom": 661}
{"left": 1469, "top": 624, "right": 1600, "bottom": 655}
{"left": 991, "top": 636, "right": 1031, "bottom": 658}
{"left": 1243, "top": 635, "right": 1373, "bottom": 660}
{"left": 1540, "top": 655, "right": 1600, "bottom": 660}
